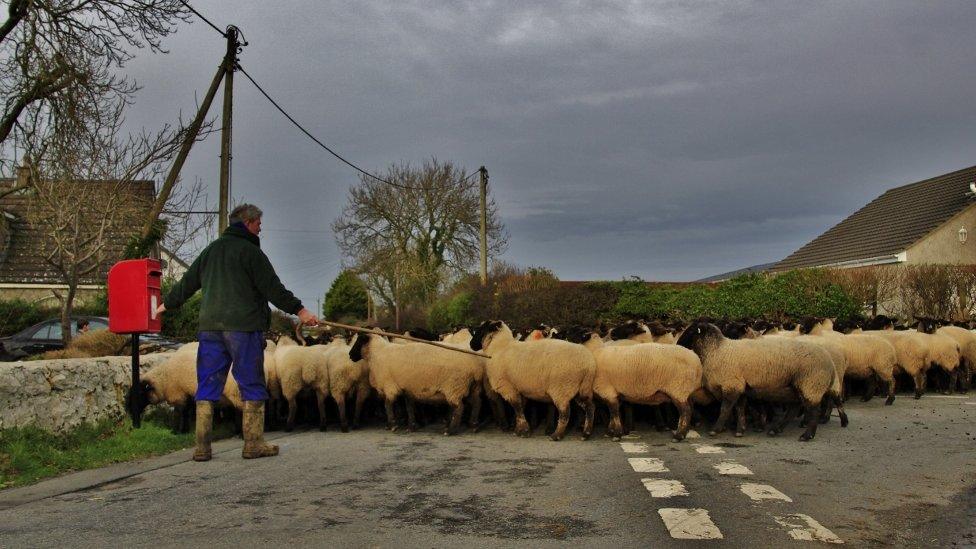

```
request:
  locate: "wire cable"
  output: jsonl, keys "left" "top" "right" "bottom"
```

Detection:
{"left": 179, "top": 0, "right": 228, "bottom": 37}
{"left": 239, "top": 64, "right": 481, "bottom": 191}
{"left": 238, "top": 65, "right": 423, "bottom": 190}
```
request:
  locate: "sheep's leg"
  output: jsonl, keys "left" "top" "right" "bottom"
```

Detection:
{"left": 959, "top": 361, "right": 971, "bottom": 392}
{"left": 383, "top": 396, "right": 398, "bottom": 431}
{"left": 545, "top": 404, "right": 556, "bottom": 435}
{"left": 468, "top": 388, "right": 483, "bottom": 432}
{"left": 750, "top": 401, "right": 767, "bottom": 432}
{"left": 652, "top": 406, "right": 668, "bottom": 432}
{"left": 353, "top": 385, "right": 370, "bottom": 429}
{"left": 487, "top": 390, "right": 509, "bottom": 432}
{"left": 285, "top": 396, "right": 298, "bottom": 432}
{"left": 709, "top": 393, "right": 738, "bottom": 436}
{"left": 842, "top": 378, "right": 851, "bottom": 402}
{"left": 833, "top": 394, "right": 849, "bottom": 427}
{"left": 446, "top": 400, "right": 464, "bottom": 436}
{"left": 333, "top": 392, "right": 349, "bottom": 432}
{"left": 734, "top": 399, "right": 746, "bottom": 437}
{"left": 861, "top": 375, "right": 877, "bottom": 402}
{"left": 550, "top": 401, "right": 571, "bottom": 442}
{"left": 949, "top": 369, "right": 960, "bottom": 394}
{"left": 673, "top": 400, "right": 693, "bottom": 442}
{"left": 622, "top": 402, "right": 635, "bottom": 435}
{"left": 912, "top": 371, "right": 925, "bottom": 399}
{"left": 817, "top": 397, "right": 831, "bottom": 425}
{"left": 316, "top": 391, "right": 328, "bottom": 432}
{"left": 606, "top": 396, "right": 623, "bottom": 440}
{"left": 405, "top": 395, "right": 419, "bottom": 432}
{"left": 799, "top": 401, "right": 821, "bottom": 441}
{"left": 769, "top": 403, "right": 798, "bottom": 436}
{"left": 580, "top": 397, "right": 595, "bottom": 440}
{"left": 511, "top": 396, "right": 530, "bottom": 437}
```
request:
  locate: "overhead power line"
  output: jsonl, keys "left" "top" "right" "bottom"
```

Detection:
{"left": 238, "top": 65, "right": 423, "bottom": 191}
{"left": 179, "top": 0, "right": 228, "bottom": 37}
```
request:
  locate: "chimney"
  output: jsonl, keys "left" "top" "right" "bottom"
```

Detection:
{"left": 15, "top": 156, "right": 30, "bottom": 187}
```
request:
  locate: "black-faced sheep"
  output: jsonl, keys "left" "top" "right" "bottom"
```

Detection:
{"left": 566, "top": 328, "right": 702, "bottom": 442}
{"left": 349, "top": 332, "right": 482, "bottom": 435}
{"left": 677, "top": 322, "right": 836, "bottom": 441}
{"left": 470, "top": 320, "right": 596, "bottom": 441}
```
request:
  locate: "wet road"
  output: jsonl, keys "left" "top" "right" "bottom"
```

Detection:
{"left": 1, "top": 394, "right": 974, "bottom": 547}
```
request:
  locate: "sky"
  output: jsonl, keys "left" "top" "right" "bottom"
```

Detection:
{"left": 120, "top": 1, "right": 976, "bottom": 310}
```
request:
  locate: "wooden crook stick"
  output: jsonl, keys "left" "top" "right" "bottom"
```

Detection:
{"left": 302, "top": 320, "right": 491, "bottom": 359}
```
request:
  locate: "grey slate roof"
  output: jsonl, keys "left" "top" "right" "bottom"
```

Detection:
{"left": 696, "top": 262, "right": 778, "bottom": 283}
{"left": 0, "top": 179, "right": 155, "bottom": 285}
{"left": 774, "top": 164, "right": 976, "bottom": 271}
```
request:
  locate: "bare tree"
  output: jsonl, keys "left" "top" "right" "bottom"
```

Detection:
{"left": 332, "top": 159, "right": 507, "bottom": 327}
{"left": 16, "top": 75, "right": 210, "bottom": 345}
{"left": 0, "top": 0, "right": 189, "bottom": 163}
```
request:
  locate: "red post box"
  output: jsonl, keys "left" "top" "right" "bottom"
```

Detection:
{"left": 108, "top": 258, "right": 163, "bottom": 334}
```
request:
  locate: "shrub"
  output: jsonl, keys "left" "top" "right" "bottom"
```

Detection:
{"left": 0, "top": 300, "right": 52, "bottom": 337}
{"left": 159, "top": 278, "right": 201, "bottom": 341}
{"left": 323, "top": 270, "right": 369, "bottom": 322}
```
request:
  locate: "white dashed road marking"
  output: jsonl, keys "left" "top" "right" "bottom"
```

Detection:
{"left": 620, "top": 433, "right": 642, "bottom": 440}
{"left": 658, "top": 508, "right": 724, "bottom": 540}
{"left": 927, "top": 395, "right": 970, "bottom": 399}
{"left": 641, "top": 479, "right": 689, "bottom": 498}
{"left": 740, "top": 483, "right": 793, "bottom": 502}
{"left": 775, "top": 514, "right": 844, "bottom": 544}
{"left": 628, "top": 457, "right": 669, "bottom": 473}
{"left": 692, "top": 444, "right": 725, "bottom": 454}
{"left": 620, "top": 442, "right": 650, "bottom": 453}
{"left": 714, "top": 461, "right": 753, "bottom": 475}
{"left": 685, "top": 430, "right": 700, "bottom": 439}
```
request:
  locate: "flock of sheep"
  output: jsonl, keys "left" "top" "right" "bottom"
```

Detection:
{"left": 135, "top": 314, "right": 975, "bottom": 443}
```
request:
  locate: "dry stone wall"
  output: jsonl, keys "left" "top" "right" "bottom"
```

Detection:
{"left": 0, "top": 353, "right": 171, "bottom": 433}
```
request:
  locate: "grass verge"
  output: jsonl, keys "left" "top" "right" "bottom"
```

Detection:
{"left": 0, "top": 410, "right": 233, "bottom": 490}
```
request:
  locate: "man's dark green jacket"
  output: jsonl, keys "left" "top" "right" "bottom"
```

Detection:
{"left": 164, "top": 225, "right": 303, "bottom": 331}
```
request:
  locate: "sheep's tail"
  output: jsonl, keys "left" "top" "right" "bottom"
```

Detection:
{"left": 578, "top": 364, "right": 595, "bottom": 400}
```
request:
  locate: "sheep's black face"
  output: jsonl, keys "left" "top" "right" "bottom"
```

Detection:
{"left": 646, "top": 321, "right": 670, "bottom": 337}
{"left": 406, "top": 327, "right": 438, "bottom": 341}
{"left": 676, "top": 322, "right": 721, "bottom": 355}
{"left": 798, "top": 316, "right": 820, "bottom": 335}
{"left": 722, "top": 322, "right": 748, "bottom": 340}
{"left": 563, "top": 326, "right": 592, "bottom": 344}
{"left": 867, "top": 315, "right": 893, "bottom": 330}
{"left": 349, "top": 334, "right": 370, "bottom": 362}
{"left": 609, "top": 321, "right": 643, "bottom": 341}
{"left": 470, "top": 320, "right": 502, "bottom": 351}
{"left": 916, "top": 317, "right": 938, "bottom": 334}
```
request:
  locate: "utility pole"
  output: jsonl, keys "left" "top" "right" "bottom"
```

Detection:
{"left": 479, "top": 166, "right": 489, "bottom": 286}
{"left": 218, "top": 26, "right": 239, "bottom": 233}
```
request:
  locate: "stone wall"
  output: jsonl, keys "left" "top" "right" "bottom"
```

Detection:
{"left": 0, "top": 353, "right": 171, "bottom": 434}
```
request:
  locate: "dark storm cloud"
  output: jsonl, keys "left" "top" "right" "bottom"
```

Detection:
{"left": 121, "top": 1, "right": 976, "bottom": 301}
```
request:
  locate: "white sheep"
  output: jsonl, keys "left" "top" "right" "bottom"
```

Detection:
{"left": 349, "top": 332, "right": 483, "bottom": 435}
{"left": 863, "top": 329, "right": 933, "bottom": 399}
{"left": 804, "top": 319, "right": 898, "bottom": 405}
{"left": 322, "top": 340, "right": 371, "bottom": 432}
{"left": 469, "top": 320, "right": 596, "bottom": 441}
{"left": 936, "top": 325, "right": 976, "bottom": 391}
{"left": 569, "top": 328, "right": 702, "bottom": 442}
{"left": 677, "top": 322, "right": 836, "bottom": 441}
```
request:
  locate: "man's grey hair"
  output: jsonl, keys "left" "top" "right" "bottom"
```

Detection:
{"left": 229, "top": 204, "right": 263, "bottom": 225}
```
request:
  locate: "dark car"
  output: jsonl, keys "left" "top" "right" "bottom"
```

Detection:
{"left": 0, "top": 316, "right": 110, "bottom": 360}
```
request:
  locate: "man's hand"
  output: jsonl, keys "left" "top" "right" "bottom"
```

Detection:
{"left": 297, "top": 308, "right": 319, "bottom": 326}
{"left": 155, "top": 304, "right": 166, "bottom": 317}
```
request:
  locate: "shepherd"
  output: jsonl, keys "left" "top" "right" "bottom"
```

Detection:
{"left": 155, "top": 204, "right": 319, "bottom": 461}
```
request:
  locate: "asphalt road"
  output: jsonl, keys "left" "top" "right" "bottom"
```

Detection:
{"left": 1, "top": 394, "right": 974, "bottom": 548}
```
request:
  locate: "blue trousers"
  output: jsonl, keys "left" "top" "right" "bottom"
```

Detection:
{"left": 196, "top": 331, "right": 269, "bottom": 402}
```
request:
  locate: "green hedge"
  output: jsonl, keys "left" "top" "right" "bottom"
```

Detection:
{"left": 429, "top": 268, "right": 863, "bottom": 330}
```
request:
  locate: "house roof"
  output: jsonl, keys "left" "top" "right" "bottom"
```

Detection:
{"left": 696, "top": 262, "right": 778, "bottom": 283}
{"left": 0, "top": 178, "right": 155, "bottom": 285}
{"left": 774, "top": 164, "right": 976, "bottom": 271}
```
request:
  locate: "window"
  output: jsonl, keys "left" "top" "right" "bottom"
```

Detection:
{"left": 31, "top": 325, "right": 51, "bottom": 339}
{"left": 49, "top": 323, "right": 63, "bottom": 340}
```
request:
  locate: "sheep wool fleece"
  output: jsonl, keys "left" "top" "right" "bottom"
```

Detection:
{"left": 163, "top": 225, "right": 303, "bottom": 331}
{"left": 196, "top": 331, "right": 269, "bottom": 402}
